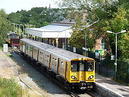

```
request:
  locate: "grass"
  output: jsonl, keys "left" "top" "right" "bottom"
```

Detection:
{"left": 0, "top": 46, "right": 2, "bottom": 50}
{"left": 7, "top": 53, "right": 13, "bottom": 57}
{"left": 0, "top": 78, "right": 22, "bottom": 97}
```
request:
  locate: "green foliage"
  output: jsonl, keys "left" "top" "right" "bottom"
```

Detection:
{"left": 108, "top": 8, "right": 128, "bottom": 32}
{"left": 117, "top": 59, "right": 129, "bottom": 83}
{"left": 8, "top": 12, "right": 22, "bottom": 24}
{"left": 0, "top": 78, "right": 22, "bottom": 97}
{"left": 69, "top": 28, "right": 96, "bottom": 49}
{"left": 8, "top": 7, "right": 67, "bottom": 27}
{"left": 69, "top": 30, "right": 84, "bottom": 48}
{"left": 118, "top": 33, "right": 129, "bottom": 59}
{"left": 0, "top": 10, "right": 12, "bottom": 46}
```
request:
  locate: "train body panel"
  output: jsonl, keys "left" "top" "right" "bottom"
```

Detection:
{"left": 50, "top": 54, "right": 59, "bottom": 73}
{"left": 20, "top": 38, "right": 95, "bottom": 89}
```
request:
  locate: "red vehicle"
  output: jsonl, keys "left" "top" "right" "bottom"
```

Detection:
{"left": 6, "top": 32, "right": 20, "bottom": 47}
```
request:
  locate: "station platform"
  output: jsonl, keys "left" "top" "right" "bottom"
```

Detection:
{"left": 95, "top": 74, "right": 129, "bottom": 97}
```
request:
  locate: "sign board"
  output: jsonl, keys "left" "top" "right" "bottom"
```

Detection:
{"left": 111, "top": 55, "right": 115, "bottom": 60}
{"left": 3, "top": 44, "right": 8, "bottom": 52}
{"left": 95, "top": 49, "right": 104, "bottom": 56}
{"left": 73, "top": 47, "right": 76, "bottom": 52}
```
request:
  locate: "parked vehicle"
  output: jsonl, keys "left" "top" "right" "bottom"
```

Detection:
{"left": 6, "top": 32, "right": 20, "bottom": 47}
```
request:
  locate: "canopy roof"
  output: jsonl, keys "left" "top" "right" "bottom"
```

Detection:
{"left": 25, "top": 23, "right": 73, "bottom": 38}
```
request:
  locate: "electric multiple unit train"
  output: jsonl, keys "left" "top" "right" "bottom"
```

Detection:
{"left": 20, "top": 38, "right": 95, "bottom": 89}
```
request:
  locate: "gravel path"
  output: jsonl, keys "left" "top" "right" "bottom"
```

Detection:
{"left": 11, "top": 52, "right": 70, "bottom": 97}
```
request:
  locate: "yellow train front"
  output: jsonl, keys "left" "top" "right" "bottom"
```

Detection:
{"left": 66, "top": 58, "right": 95, "bottom": 89}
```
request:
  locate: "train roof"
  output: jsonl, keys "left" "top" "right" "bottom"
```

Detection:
{"left": 21, "top": 38, "right": 94, "bottom": 61}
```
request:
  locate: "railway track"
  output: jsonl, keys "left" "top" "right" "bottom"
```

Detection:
{"left": 15, "top": 51, "right": 97, "bottom": 97}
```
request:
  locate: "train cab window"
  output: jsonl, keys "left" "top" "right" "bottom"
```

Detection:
{"left": 85, "top": 61, "right": 94, "bottom": 71}
{"left": 71, "top": 60, "right": 94, "bottom": 72}
{"left": 71, "top": 61, "right": 79, "bottom": 72}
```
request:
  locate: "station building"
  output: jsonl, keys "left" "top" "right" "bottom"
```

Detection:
{"left": 25, "top": 21, "right": 73, "bottom": 48}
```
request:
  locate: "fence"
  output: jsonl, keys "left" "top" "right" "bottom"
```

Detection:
{"left": 96, "top": 59, "right": 115, "bottom": 77}
{"left": 117, "top": 60, "right": 129, "bottom": 83}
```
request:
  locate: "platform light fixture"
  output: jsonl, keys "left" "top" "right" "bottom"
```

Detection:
{"left": 106, "top": 30, "right": 126, "bottom": 79}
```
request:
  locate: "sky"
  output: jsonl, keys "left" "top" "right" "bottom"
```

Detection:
{"left": 0, "top": 0, "right": 59, "bottom": 14}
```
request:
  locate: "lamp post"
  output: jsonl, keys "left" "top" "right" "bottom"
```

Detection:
{"left": 107, "top": 30, "right": 126, "bottom": 79}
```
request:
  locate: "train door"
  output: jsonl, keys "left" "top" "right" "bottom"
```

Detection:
{"left": 43, "top": 52, "right": 50, "bottom": 68}
{"left": 28, "top": 45, "right": 33, "bottom": 57}
{"left": 22, "top": 44, "right": 25, "bottom": 53}
{"left": 51, "top": 55, "right": 58, "bottom": 74}
{"left": 58, "top": 59, "right": 66, "bottom": 78}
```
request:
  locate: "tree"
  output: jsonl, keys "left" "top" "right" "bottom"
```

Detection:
{"left": 61, "top": 0, "right": 129, "bottom": 52}
{"left": 0, "top": 10, "right": 12, "bottom": 46}
{"left": 8, "top": 7, "right": 67, "bottom": 27}
{"left": 60, "top": 0, "right": 117, "bottom": 49}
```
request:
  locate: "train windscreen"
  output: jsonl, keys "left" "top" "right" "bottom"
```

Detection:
{"left": 71, "top": 60, "right": 94, "bottom": 72}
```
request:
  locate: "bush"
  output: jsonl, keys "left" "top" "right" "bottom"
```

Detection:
{"left": 0, "top": 78, "right": 22, "bottom": 97}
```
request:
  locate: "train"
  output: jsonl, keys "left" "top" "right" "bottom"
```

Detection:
{"left": 20, "top": 38, "right": 95, "bottom": 89}
{"left": 6, "top": 32, "right": 20, "bottom": 47}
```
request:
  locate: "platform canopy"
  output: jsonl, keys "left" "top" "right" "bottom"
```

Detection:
{"left": 25, "top": 23, "right": 73, "bottom": 38}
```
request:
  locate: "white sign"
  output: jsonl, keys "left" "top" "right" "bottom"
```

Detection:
{"left": 3, "top": 44, "right": 8, "bottom": 52}
{"left": 111, "top": 55, "right": 115, "bottom": 60}
{"left": 73, "top": 47, "right": 76, "bottom": 52}
{"left": 82, "top": 47, "right": 88, "bottom": 51}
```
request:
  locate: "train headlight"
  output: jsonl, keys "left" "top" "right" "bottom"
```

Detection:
{"left": 88, "top": 75, "right": 94, "bottom": 79}
{"left": 71, "top": 76, "right": 76, "bottom": 79}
